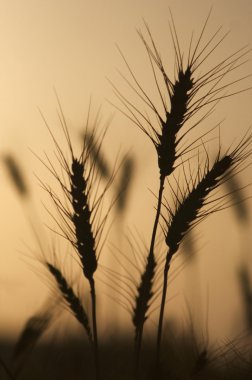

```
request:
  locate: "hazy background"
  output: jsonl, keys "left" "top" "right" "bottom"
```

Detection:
{"left": 0, "top": 0, "right": 252, "bottom": 345}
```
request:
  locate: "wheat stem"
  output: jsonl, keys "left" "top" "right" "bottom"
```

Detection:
{"left": 90, "top": 278, "right": 100, "bottom": 380}
{"left": 134, "top": 174, "right": 165, "bottom": 379}
{"left": 156, "top": 250, "right": 173, "bottom": 365}
{"left": 150, "top": 175, "right": 166, "bottom": 256}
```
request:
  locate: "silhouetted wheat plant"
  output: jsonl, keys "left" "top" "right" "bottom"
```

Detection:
{"left": 34, "top": 101, "right": 119, "bottom": 380}
{"left": 111, "top": 9, "right": 251, "bottom": 376}
{"left": 6, "top": 9, "right": 252, "bottom": 380}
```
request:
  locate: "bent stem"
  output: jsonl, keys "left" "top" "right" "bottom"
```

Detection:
{"left": 90, "top": 278, "right": 100, "bottom": 380}
{"left": 156, "top": 250, "right": 174, "bottom": 366}
{"left": 134, "top": 174, "right": 165, "bottom": 379}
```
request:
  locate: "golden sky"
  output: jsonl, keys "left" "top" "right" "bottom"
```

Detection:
{"left": 0, "top": 0, "right": 252, "bottom": 342}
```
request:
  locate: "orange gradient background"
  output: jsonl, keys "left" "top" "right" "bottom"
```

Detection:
{"left": 0, "top": 0, "right": 252, "bottom": 344}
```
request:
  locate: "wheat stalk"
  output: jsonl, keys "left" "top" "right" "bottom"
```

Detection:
{"left": 112, "top": 11, "right": 251, "bottom": 375}
{"left": 113, "top": 10, "right": 250, "bottom": 178}
{"left": 36, "top": 101, "right": 116, "bottom": 380}
{"left": 156, "top": 131, "right": 252, "bottom": 363}
{"left": 46, "top": 262, "right": 93, "bottom": 342}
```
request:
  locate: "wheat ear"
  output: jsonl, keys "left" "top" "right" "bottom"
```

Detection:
{"left": 156, "top": 131, "right": 252, "bottom": 363}
{"left": 47, "top": 263, "right": 93, "bottom": 343}
{"left": 70, "top": 157, "right": 97, "bottom": 280}
{"left": 113, "top": 10, "right": 250, "bottom": 178}
{"left": 38, "top": 102, "right": 115, "bottom": 380}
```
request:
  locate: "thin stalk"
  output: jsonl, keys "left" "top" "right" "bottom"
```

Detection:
{"left": 150, "top": 175, "right": 165, "bottom": 257}
{"left": 0, "top": 357, "right": 15, "bottom": 380}
{"left": 156, "top": 250, "right": 174, "bottom": 365}
{"left": 90, "top": 278, "right": 100, "bottom": 380}
{"left": 134, "top": 174, "right": 165, "bottom": 379}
